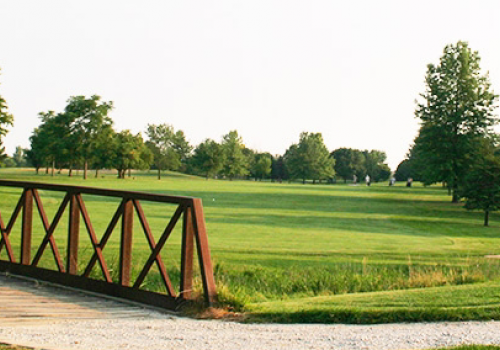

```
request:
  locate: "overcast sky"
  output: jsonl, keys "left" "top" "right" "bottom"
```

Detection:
{"left": 0, "top": 0, "right": 499, "bottom": 169}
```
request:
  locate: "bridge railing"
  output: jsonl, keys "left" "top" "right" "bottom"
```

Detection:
{"left": 0, "top": 180, "right": 217, "bottom": 310}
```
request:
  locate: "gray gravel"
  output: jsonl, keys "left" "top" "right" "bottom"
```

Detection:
{"left": 1, "top": 312, "right": 500, "bottom": 350}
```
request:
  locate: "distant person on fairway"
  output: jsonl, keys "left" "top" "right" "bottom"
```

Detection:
{"left": 353, "top": 175, "right": 357, "bottom": 185}
{"left": 406, "top": 178, "right": 413, "bottom": 187}
{"left": 365, "top": 174, "right": 371, "bottom": 186}
{"left": 389, "top": 177, "right": 395, "bottom": 186}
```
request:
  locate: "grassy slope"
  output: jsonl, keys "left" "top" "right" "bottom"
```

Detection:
{"left": 247, "top": 280, "right": 500, "bottom": 323}
{"left": 0, "top": 169, "right": 499, "bottom": 323}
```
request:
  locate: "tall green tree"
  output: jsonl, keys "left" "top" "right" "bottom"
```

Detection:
{"left": 12, "top": 146, "right": 28, "bottom": 167}
{"left": 271, "top": 155, "right": 288, "bottom": 182}
{"left": 395, "top": 158, "right": 419, "bottom": 182}
{"left": 363, "top": 150, "right": 391, "bottom": 182}
{"left": 30, "top": 111, "right": 70, "bottom": 175}
{"left": 251, "top": 152, "right": 272, "bottom": 181}
{"left": 27, "top": 127, "right": 47, "bottom": 174}
{"left": 331, "top": 148, "right": 366, "bottom": 182}
{"left": 112, "top": 130, "right": 152, "bottom": 179}
{"left": 189, "top": 139, "right": 224, "bottom": 179}
{"left": 91, "top": 125, "right": 116, "bottom": 177}
{"left": 220, "top": 130, "right": 249, "bottom": 180}
{"left": 64, "top": 95, "right": 114, "bottom": 179}
{"left": 146, "top": 124, "right": 188, "bottom": 179}
{"left": 414, "top": 41, "right": 498, "bottom": 201}
{"left": 284, "top": 132, "right": 335, "bottom": 184}
{"left": 172, "top": 130, "right": 192, "bottom": 172}
{"left": 0, "top": 68, "right": 14, "bottom": 164}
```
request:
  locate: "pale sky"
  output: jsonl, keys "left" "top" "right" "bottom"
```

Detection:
{"left": 0, "top": 0, "right": 499, "bottom": 170}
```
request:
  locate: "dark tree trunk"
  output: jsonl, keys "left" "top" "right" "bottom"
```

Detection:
{"left": 484, "top": 211, "right": 490, "bottom": 227}
{"left": 84, "top": 160, "right": 88, "bottom": 180}
{"left": 452, "top": 184, "right": 459, "bottom": 203}
{"left": 158, "top": 168, "right": 161, "bottom": 180}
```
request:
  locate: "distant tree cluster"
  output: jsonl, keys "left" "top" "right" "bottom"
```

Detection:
{"left": 22, "top": 97, "right": 389, "bottom": 184}
{"left": 26, "top": 95, "right": 140, "bottom": 179}
{"left": 331, "top": 148, "right": 391, "bottom": 183}
{"left": 397, "top": 41, "right": 499, "bottom": 225}
{"left": 188, "top": 131, "right": 389, "bottom": 184}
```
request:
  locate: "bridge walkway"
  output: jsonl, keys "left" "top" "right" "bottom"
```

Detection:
{"left": 0, "top": 273, "right": 159, "bottom": 327}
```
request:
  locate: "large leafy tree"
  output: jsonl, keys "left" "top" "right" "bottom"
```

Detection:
{"left": 189, "top": 139, "right": 224, "bottom": 179}
{"left": 251, "top": 152, "right": 272, "bottom": 181}
{"left": 363, "top": 150, "right": 391, "bottom": 182}
{"left": 27, "top": 127, "right": 47, "bottom": 174}
{"left": 271, "top": 155, "right": 288, "bottom": 182}
{"left": 12, "top": 146, "right": 28, "bottom": 167}
{"left": 394, "top": 158, "right": 419, "bottom": 182}
{"left": 172, "top": 130, "right": 193, "bottom": 172}
{"left": 413, "top": 41, "right": 498, "bottom": 201}
{"left": 29, "top": 111, "right": 71, "bottom": 175}
{"left": 331, "top": 148, "right": 366, "bottom": 182}
{"left": 112, "top": 130, "right": 152, "bottom": 179}
{"left": 145, "top": 124, "right": 189, "bottom": 179}
{"left": 64, "top": 95, "right": 114, "bottom": 179}
{"left": 91, "top": 125, "right": 116, "bottom": 177}
{"left": 284, "top": 132, "right": 335, "bottom": 184}
{"left": 0, "top": 68, "right": 14, "bottom": 164}
{"left": 220, "top": 130, "right": 249, "bottom": 180}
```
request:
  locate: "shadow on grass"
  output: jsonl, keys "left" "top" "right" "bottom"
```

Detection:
{"left": 155, "top": 189, "right": 476, "bottom": 219}
{"left": 206, "top": 211, "right": 496, "bottom": 238}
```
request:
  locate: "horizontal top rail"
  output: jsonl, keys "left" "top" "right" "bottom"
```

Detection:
{"left": 0, "top": 180, "right": 195, "bottom": 205}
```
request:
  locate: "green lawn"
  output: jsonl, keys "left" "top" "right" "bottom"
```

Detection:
{"left": 0, "top": 344, "right": 31, "bottom": 350}
{"left": 435, "top": 347, "right": 500, "bottom": 350}
{"left": 0, "top": 168, "right": 499, "bottom": 323}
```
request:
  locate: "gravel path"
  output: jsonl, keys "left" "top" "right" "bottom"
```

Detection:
{"left": 1, "top": 314, "right": 500, "bottom": 350}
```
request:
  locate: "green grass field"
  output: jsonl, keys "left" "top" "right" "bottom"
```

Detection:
{"left": 0, "top": 168, "right": 499, "bottom": 323}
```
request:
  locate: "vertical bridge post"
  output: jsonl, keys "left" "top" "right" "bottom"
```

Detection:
{"left": 181, "top": 199, "right": 217, "bottom": 305}
{"left": 180, "top": 204, "right": 194, "bottom": 300}
{"left": 20, "top": 189, "right": 33, "bottom": 265}
{"left": 67, "top": 193, "right": 80, "bottom": 275}
{"left": 120, "top": 198, "right": 134, "bottom": 286}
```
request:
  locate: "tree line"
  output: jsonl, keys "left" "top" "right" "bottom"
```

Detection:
{"left": 0, "top": 93, "right": 391, "bottom": 183}
{"left": 23, "top": 108, "right": 393, "bottom": 183}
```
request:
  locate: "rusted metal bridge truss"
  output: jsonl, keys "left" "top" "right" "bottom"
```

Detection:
{"left": 0, "top": 180, "right": 217, "bottom": 310}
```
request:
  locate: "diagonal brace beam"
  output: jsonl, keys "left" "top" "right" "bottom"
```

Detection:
{"left": 133, "top": 205, "right": 184, "bottom": 291}
{"left": 132, "top": 200, "right": 175, "bottom": 296}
